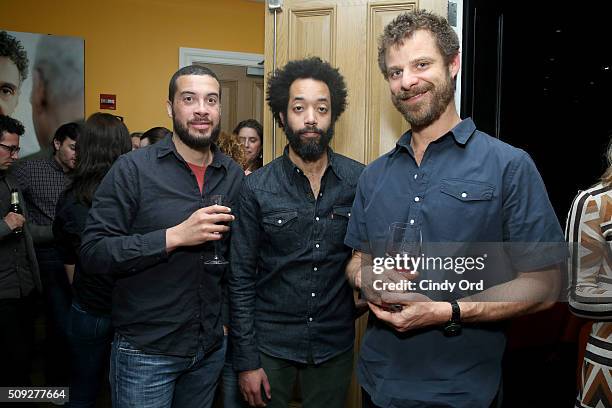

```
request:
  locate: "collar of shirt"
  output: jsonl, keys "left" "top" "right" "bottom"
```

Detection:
{"left": 280, "top": 145, "right": 344, "bottom": 185}
{"left": 155, "top": 134, "right": 232, "bottom": 171}
{"left": 393, "top": 117, "right": 478, "bottom": 157}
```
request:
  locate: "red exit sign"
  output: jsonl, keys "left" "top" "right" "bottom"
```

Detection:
{"left": 100, "top": 94, "right": 116, "bottom": 110}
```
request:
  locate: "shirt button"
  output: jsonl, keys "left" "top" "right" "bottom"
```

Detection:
{"left": 414, "top": 174, "right": 418, "bottom": 179}
{"left": 315, "top": 216, "right": 320, "bottom": 221}
{"left": 348, "top": 212, "right": 351, "bottom": 217}
{"left": 309, "top": 317, "right": 313, "bottom": 322}
{"left": 414, "top": 197, "right": 420, "bottom": 202}
{"left": 461, "top": 192, "right": 468, "bottom": 198}
{"left": 311, "top": 293, "right": 316, "bottom": 297}
{"left": 277, "top": 219, "right": 282, "bottom": 224}
{"left": 313, "top": 267, "right": 318, "bottom": 271}
{"left": 410, "top": 219, "right": 415, "bottom": 225}
{"left": 315, "top": 243, "right": 320, "bottom": 248}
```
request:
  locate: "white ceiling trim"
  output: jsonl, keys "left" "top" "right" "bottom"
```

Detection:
{"left": 179, "top": 47, "right": 264, "bottom": 69}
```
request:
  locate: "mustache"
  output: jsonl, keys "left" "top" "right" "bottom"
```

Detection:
{"left": 395, "top": 85, "right": 432, "bottom": 100}
{"left": 297, "top": 127, "right": 324, "bottom": 135}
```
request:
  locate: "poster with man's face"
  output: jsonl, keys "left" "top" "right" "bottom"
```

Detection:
{"left": 0, "top": 30, "right": 84, "bottom": 157}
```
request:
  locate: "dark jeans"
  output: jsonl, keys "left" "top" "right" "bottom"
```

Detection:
{"left": 110, "top": 333, "right": 226, "bottom": 408}
{"left": 67, "top": 301, "right": 113, "bottom": 408}
{"left": 259, "top": 347, "right": 353, "bottom": 408}
{"left": 37, "top": 246, "right": 72, "bottom": 385}
{"left": 0, "top": 294, "right": 36, "bottom": 386}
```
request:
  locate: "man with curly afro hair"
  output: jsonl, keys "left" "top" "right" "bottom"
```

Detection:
{"left": 0, "top": 31, "right": 29, "bottom": 116}
{"left": 229, "top": 57, "right": 364, "bottom": 407}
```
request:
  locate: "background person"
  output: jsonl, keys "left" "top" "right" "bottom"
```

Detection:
{"left": 234, "top": 119, "right": 263, "bottom": 174}
{"left": 566, "top": 136, "right": 612, "bottom": 408}
{"left": 0, "top": 114, "right": 41, "bottom": 386}
{"left": 53, "top": 112, "right": 131, "bottom": 407}
{"left": 140, "top": 126, "right": 171, "bottom": 147}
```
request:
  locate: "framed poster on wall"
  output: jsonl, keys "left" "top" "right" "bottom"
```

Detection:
{"left": 1, "top": 30, "right": 84, "bottom": 157}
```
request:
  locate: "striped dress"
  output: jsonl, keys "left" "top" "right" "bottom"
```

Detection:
{"left": 566, "top": 182, "right": 612, "bottom": 408}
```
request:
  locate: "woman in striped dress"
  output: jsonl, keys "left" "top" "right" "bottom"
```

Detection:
{"left": 566, "top": 140, "right": 612, "bottom": 408}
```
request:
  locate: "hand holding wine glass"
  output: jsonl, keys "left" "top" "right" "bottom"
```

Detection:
{"left": 204, "top": 194, "right": 230, "bottom": 265}
{"left": 165, "top": 195, "right": 233, "bottom": 253}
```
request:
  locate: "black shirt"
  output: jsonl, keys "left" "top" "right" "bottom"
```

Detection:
{"left": 54, "top": 188, "right": 112, "bottom": 316}
{"left": 81, "top": 136, "right": 244, "bottom": 357}
{"left": 230, "top": 147, "right": 364, "bottom": 371}
{"left": 0, "top": 172, "right": 36, "bottom": 299}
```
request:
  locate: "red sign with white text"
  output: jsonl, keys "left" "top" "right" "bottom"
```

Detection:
{"left": 100, "top": 94, "right": 116, "bottom": 110}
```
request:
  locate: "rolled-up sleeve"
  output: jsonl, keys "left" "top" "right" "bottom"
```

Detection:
{"left": 345, "top": 170, "right": 370, "bottom": 254}
{"left": 80, "top": 156, "right": 168, "bottom": 275}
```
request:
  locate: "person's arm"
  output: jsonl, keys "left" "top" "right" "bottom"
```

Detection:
{"left": 80, "top": 156, "right": 232, "bottom": 275}
{"left": 567, "top": 191, "right": 612, "bottom": 318}
{"left": 368, "top": 266, "right": 560, "bottom": 332}
{"left": 1, "top": 213, "right": 25, "bottom": 239}
{"left": 229, "top": 178, "right": 270, "bottom": 407}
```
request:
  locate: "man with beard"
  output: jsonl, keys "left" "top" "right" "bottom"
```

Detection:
{"left": 80, "top": 65, "right": 244, "bottom": 408}
{"left": 229, "top": 57, "right": 364, "bottom": 408}
{"left": 344, "top": 10, "right": 565, "bottom": 408}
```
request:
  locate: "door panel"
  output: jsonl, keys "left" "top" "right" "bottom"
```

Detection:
{"left": 264, "top": 0, "right": 446, "bottom": 165}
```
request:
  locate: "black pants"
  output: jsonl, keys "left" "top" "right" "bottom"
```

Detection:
{"left": 0, "top": 294, "right": 36, "bottom": 386}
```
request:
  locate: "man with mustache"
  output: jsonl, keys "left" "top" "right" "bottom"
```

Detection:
{"left": 344, "top": 10, "right": 566, "bottom": 408}
{"left": 230, "top": 57, "right": 364, "bottom": 408}
{"left": 81, "top": 65, "right": 244, "bottom": 408}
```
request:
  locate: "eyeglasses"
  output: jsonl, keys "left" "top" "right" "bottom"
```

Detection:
{"left": 0, "top": 143, "right": 20, "bottom": 155}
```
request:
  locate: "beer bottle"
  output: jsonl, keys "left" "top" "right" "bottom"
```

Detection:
{"left": 10, "top": 188, "right": 23, "bottom": 235}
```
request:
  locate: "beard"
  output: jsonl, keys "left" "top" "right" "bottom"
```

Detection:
{"left": 392, "top": 73, "right": 455, "bottom": 130}
{"left": 173, "top": 115, "right": 220, "bottom": 149}
{"left": 285, "top": 123, "right": 334, "bottom": 162}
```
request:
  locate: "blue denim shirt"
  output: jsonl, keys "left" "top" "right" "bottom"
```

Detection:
{"left": 345, "top": 118, "right": 565, "bottom": 408}
{"left": 230, "top": 147, "right": 364, "bottom": 371}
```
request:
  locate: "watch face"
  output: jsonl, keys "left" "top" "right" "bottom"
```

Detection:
{"left": 444, "top": 322, "right": 462, "bottom": 337}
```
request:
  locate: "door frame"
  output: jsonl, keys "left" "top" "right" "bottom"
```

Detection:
{"left": 179, "top": 47, "right": 264, "bottom": 76}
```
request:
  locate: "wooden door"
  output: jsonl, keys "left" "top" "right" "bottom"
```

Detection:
{"left": 263, "top": 1, "right": 447, "bottom": 407}
{"left": 263, "top": 0, "right": 447, "bottom": 164}
{"left": 199, "top": 63, "right": 264, "bottom": 133}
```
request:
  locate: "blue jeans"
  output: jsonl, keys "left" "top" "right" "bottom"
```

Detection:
{"left": 67, "top": 301, "right": 113, "bottom": 408}
{"left": 221, "top": 336, "right": 248, "bottom": 408}
{"left": 110, "top": 333, "right": 226, "bottom": 408}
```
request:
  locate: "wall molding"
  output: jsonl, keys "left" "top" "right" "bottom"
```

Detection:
{"left": 179, "top": 48, "right": 264, "bottom": 75}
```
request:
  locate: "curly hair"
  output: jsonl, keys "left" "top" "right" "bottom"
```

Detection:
{"left": 266, "top": 57, "right": 347, "bottom": 126}
{"left": 217, "top": 130, "right": 247, "bottom": 169}
{"left": 377, "top": 10, "right": 459, "bottom": 77}
{"left": 0, "top": 31, "right": 29, "bottom": 83}
{"left": 0, "top": 114, "right": 25, "bottom": 137}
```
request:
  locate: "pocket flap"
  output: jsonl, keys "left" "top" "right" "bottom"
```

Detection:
{"left": 440, "top": 179, "right": 494, "bottom": 201}
{"left": 262, "top": 210, "right": 298, "bottom": 227}
{"left": 332, "top": 205, "right": 352, "bottom": 219}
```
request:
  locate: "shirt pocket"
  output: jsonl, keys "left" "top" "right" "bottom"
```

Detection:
{"left": 262, "top": 209, "right": 301, "bottom": 253}
{"left": 438, "top": 179, "right": 495, "bottom": 241}
{"left": 330, "top": 205, "right": 353, "bottom": 241}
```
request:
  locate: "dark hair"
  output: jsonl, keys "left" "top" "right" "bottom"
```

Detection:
{"left": 168, "top": 65, "right": 220, "bottom": 103}
{"left": 130, "top": 132, "right": 142, "bottom": 139}
{"left": 0, "top": 114, "right": 25, "bottom": 138}
{"left": 233, "top": 119, "right": 263, "bottom": 170}
{"left": 72, "top": 113, "right": 131, "bottom": 206}
{"left": 378, "top": 10, "right": 459, "bottom": 77}
{"left": 140, "top": 126, "right": 171, "bottom": 145}
{"left": 266, "top": 57, "right": 347, "bottom": 126}
{"left": 53, "top": 122, "right": 81, "bottom": 146}
{"left": 0, "top": 31, "right": 29, "bottom": 82}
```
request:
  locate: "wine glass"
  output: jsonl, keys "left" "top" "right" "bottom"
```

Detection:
{"left": 380, "top": 222, "right": 421, "bottom": 312}
{"left": 204, "top": 194, "right": 229, "bottom": 265}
